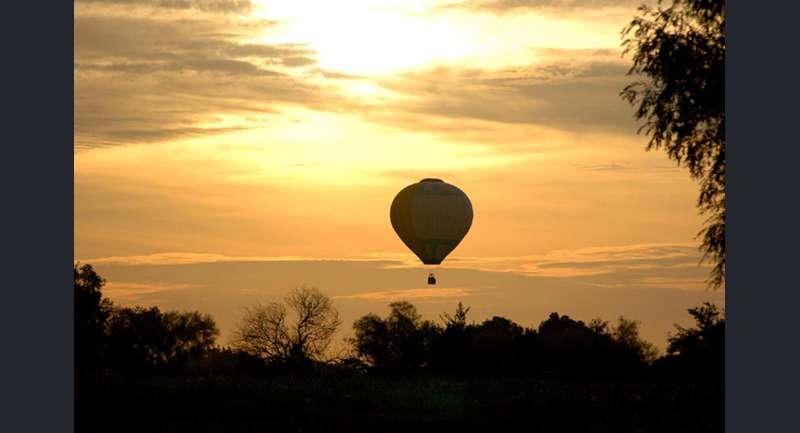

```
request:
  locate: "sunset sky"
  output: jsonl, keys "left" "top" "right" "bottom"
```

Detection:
{"left": 74, "top": 0, "right": 723, "bottom": 350}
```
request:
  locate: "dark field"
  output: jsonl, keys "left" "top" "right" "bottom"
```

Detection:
{"left": 77, "top": 376, "right": 723, "bottom": 433}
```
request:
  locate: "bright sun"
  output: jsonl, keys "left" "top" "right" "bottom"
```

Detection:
{"left": 252, "top": 0, "right": 471, "bottom": 75}
{"left": 250, "top": 0, "right": 624, "bottom": 76}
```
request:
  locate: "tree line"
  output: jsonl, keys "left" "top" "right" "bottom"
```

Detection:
{"left": 76, "top": 263, "right": 723, "bottom": 382}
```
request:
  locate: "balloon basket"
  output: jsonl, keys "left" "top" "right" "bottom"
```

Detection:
{"left": 427, "top": 273, "right": 436, "bottom": 285}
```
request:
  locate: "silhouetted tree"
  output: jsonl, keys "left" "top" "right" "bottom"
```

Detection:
{"left": 538, "top": 313, "right": 597, "bottom": 377}
{"left": 351, "top": 313, "right": 390, "bottom": 369}
{"left": 431, "top": 304, "right": 544, "bottom": 376}
{"left": 588, "top": 317, "right": 610, "bottom": 335}
{"left": 234, "top": 286, "right": 341, "bottom": 372}
{"left": 106, "top": 306, "right": 218, "bottom": 375}
{"left": 612, "top": 316, "right": 660, "bottom": 364}
{"left": 469, "top": 316, "right": 525, "bottom": 374}
{"left": 386, "top": 301, "right": 436, "bottom": 371}
{"left": 162, "top": 310, "right": 219, "bottom": 370}
{"left": 430, "top": 302, "right": 472, "bottom": 374}
{"left": 654, "top": 302, "right": 724, "bottom": 381}
{"left": 622, "top": 0, "right": 725, "bottom": 287}
{"left": 587, "top": 316, "right": 659, "bottom": 364}
{"left": 354, "top": 304, "right": 656, "bottom": 379}
{"left": 351, "top": 301, "right": 438, "bottom": 374}
{"left": 186, "top": 347, "right": 272, "bottom": 378}
{"left": 440, "top": 301, "right": 470, "bottom": 330}
{"left": 107, "top": 306, "right": 168, "bottom": 374}
{"left": 537, "top": 313, "right": 643, "bottom": 378}
{"left": 514, "top": 327, "right": 542, "bottom": 375}
{"left": 75, "top": 263, "right": 113, "bottom": 373}
{"left": 320, "top": 355, "right": 370, "bottom": 377}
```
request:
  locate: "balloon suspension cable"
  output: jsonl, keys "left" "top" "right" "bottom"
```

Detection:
{"left": 427, "top": 272, "right": 437, "bottom": 285}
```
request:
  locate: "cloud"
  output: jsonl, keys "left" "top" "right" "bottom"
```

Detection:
{"left": 369, "top": 242, "right": 711, "bottom": 288}
{"left": 75, "top": 5, "right": 642, "bottom": 147}
{"left": 314, "top": 69, "right": 366, "bottom": 80}
{"left": 80, "top": 252, "right": 395, "bottom": 266}
{"left": 441, "top": 0, "right": 651, "bottom": 14}
{"left": 335, "top": 287, "right": 477, "bottom": 301}
{"left": 83, "top": 246, "right": 693, "bottom": 290}
{"left": 87, "top": 253, "right": 723, "bottom": 348}
{"left": 104, "top": 281, "right": 202, "bottom": 301}
{"left": 364, "top": 55, "right": 638, "bottom": 135}
{"left": 77, "top": 0, "right": 254, "bottom": 14}
{"left": 281, "top": 56, "right": 318, "bottom": 67}
{"left": 576, "top": 162, "right": 634, "bottom": 171}
{"left": 82, "top": 242, "right": 713, "bottom": 291}
{"left": 74, "top": 15, "right": 315, "bottom": 70}
{"left": 74, "top": 12, "right": 333, "bottom": 147}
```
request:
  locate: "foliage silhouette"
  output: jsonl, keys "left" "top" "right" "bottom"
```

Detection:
{"left": 611, "top": 316, "right": 660, "bottom": 364}
{"left": 351, "top": 301, "right": 438, "bottom": 374}
{"left": 185, "top": 347, "right": 273, "bottom": 378}
{"left": 469, "top": 316, "right": 526, "bottom": 374}
{"left": 429, "top": 302, "right": 474, "bottom": 374}
{"left": 352, "top": 302, "right": 662, "bottom": 380}
{"left": 107, "top": 306, "right": 218, "bottom": 375}
{"left": 653, "top": 302, "right": 725, "bottom": 382}
{"left": 440, "top": 301, "right": 470, "bottom": 329}
{"left": 75, "top": 263, "right": 722, "bottom": 383}
{"left": 76, "top": 266, "right": 724, "bottom": 432}
{"left": 75, "top": 262, "right": 218, "bottom": 376}
{"left": 622, "top": 0, "right": 726, "bottom": 287}
{"left": 75, "top": 263, "right": 113, "bottom": 373}
{"left": 536, "top": 313, "right": 641, "bottom": 379}
{"left": 234, "top": 285, "right": 342, "bottom": 372}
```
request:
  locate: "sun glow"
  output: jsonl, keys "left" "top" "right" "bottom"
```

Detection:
{"left": 250, "top": 0, "right": 625, "bottom": 77}
{"left": 252, "top": 1, "right": 473, "bottom": 75}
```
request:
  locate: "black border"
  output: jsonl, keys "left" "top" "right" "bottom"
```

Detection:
{"left": 2, "top": 1, "right": 74, "bottom": 432}
{"left": 726, "top": 0, "right": 800, "bottom": 432}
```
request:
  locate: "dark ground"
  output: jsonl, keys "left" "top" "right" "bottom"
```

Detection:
{"left": 77, "top": 376, "right": 723, "bottom": 433}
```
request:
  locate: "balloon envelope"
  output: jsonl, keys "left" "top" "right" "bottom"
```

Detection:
{"left": 390, "top": 178, "right": 473, "bottom": 265}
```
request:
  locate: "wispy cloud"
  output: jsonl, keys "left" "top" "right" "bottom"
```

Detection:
{"left": 371, "top": 243, "right": 713, "bottom": 290}
{"left": 81, "top": 242, "right": 713, "bottom": 291}
{"left": 80, "top": 252, "right": 395, "bottom": 266}
{"left": 335, "top": 287, "right": 477, "bottom": 301}
{"left": 77, "top": 0, "right": 255, "bottom": 14}
{"left": 104, "top": 281, "right": 203, "bottom": 301}
{"left": 74, "top": 7, "right": 332, "bottom": 147}
{"left": 75, "top": 0, "right": 647, "bottom": 149}
{"left": 576, "top": 161, "right": 633, "bottom": 171}
{"left": 87, "top": 256, "right": 722, "bottom": 349}
{"left": 363, "top": 57, "right": 637, "bottom": 135}
{"left": 440, "top": 0, "right": 651, "bottom": 15}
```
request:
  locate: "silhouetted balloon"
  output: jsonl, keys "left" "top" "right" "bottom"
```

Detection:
{"left": 390, "top": 178, "right": 473, "bottom": 265}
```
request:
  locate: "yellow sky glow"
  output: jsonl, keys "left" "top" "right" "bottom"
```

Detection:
{"left": 252, "top": 0, "right": 626, "bottom": 76}
{"left": 74, "top": 0, "right": 719, "bottom": 348}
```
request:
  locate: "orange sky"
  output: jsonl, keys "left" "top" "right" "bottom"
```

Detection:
{"left": 74, "top": 0, "right": 723, "bottom": 350}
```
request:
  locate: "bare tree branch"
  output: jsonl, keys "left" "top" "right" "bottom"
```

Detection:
{"left": 234, "top": 285, "right": 341, "bottom": 368}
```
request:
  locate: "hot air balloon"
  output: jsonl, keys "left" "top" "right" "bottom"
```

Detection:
{"left": 390, "top": 178, "right": 473, "bottom": 285}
